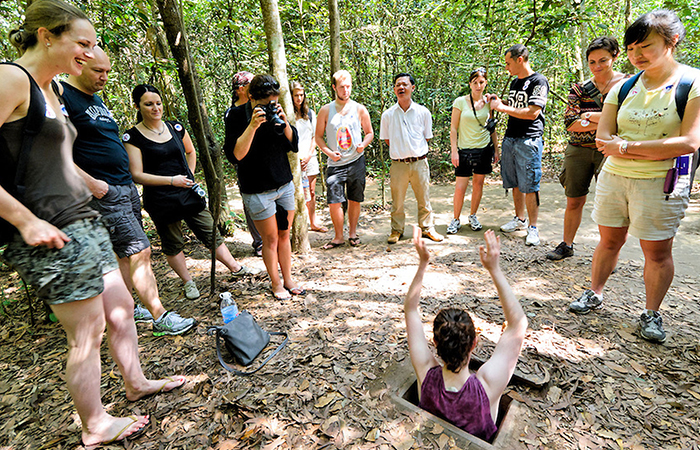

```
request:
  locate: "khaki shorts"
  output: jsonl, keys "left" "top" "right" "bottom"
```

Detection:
{"left": 559, "top": 143, "right": 605, "bottom": 198}
{"left": 592, "top": 171, "right": 689, "bottom": 241}
{"left": 153, "top": 208, "right": 224, "bottom": 256}
{"left": 2, "top": 218, "right": 118, "bottom": 305}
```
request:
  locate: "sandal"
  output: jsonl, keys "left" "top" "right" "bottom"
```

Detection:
{"left": 348, "top": 237, "right": 361, "bottom": 247}
{"left": 272, "top": 289, "right": 292, "bottom": 301}
{"left": 285, "top": 286, "right": 307, "bottom": 296}
{"left": 310, "top": 225, "right": 329, "bottom": 233}
{"left": 321, "top": 241, "right": 345, "bottom": 250}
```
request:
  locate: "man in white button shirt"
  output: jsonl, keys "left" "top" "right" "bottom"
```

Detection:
{"left": 380, "top": 73, "right": 443, "bottom": 244}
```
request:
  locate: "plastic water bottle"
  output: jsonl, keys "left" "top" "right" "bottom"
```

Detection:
{"left": 220, "top": 292, "right": 239, "bottom": 324}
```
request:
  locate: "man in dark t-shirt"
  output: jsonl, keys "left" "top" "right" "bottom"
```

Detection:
{"left": 490, "top": 44, "right": 549, "bottom": 246}
{"left": 62, "top": 47, "right": 194, "bottom": 336}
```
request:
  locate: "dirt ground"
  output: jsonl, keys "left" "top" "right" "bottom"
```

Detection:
{"left": 1, "top": 177, "right": 700, "bottom": 449}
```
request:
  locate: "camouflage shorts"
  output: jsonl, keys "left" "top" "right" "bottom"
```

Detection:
{"left": 2, "top": 218, "right": 119, "bottom": 305}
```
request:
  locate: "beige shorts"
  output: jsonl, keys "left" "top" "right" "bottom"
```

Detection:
{"left": 592, "top": 171, "right": 689, "bottom": 241}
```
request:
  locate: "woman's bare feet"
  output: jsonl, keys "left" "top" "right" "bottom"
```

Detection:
{"left": 310, "top": 224, "right": 328, "bottom": 232}
{"left": 126, "top": 376, "right": 186, "bottom": 402}
{"left": 82, "top": 414, "right": 149, "bottom": 448}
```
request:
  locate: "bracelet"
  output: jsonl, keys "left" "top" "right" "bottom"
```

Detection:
{"left": 619, "top": 140, "right": 629, "bottom": 155}
{"left": 170, "top": 176, "right": 174, "bottom": 186}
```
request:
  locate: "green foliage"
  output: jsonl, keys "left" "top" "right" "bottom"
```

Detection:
{"left": 0, "top": 0, "right": 698, "bottom": 178}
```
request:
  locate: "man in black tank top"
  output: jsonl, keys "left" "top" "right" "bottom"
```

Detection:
{"left": 63, "top": 48, "right": 194, "bottom": 337}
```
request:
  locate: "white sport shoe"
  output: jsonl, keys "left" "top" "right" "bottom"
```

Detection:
{"left": 446, "top": 218, "right": 461, "bottom": 235}
{"left": 184, "top": 280, "right": 200, "bottom": 299}
{"left": 468, "top": 214, "right": 483, "bottom": 231}
{"left": 525, "top": 226, "right": 540, "bottom": 246}
{"left": 500, "top": 216, "right": 527, "bottom": 233}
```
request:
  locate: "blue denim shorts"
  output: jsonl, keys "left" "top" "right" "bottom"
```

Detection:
{"left": 241, "top": 181, "right": 295, "bottom": 221}
{"left": 501, "top": 136, "right": 542, "bottom": 193}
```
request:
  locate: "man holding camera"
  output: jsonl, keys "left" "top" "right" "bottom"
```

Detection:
{"left": 315, "top": 70, "right": 374, "bottom": 249}
{"left": 489, "top": 44, "right": 549, "bottom": 246}
{"left": 61, "top": 47, "right": 195, "bottom": 335}
{"left": 380, "top": 73, "right": 442, "bottom": 244}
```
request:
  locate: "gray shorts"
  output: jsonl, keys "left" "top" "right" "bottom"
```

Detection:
{"left": 326, "top": 154, "right": 366, "bottom": 204}
{"left": 501, "top": 137, "right": 542, "bottom": 193}
{"left": 2, "top": 218, "right": 119, "bottom": 305}
{"left": 241, "top": 181, "right": 296, "bottom": 222}
{"left": 90, "top": 183, "right": 150, "bottom": 259}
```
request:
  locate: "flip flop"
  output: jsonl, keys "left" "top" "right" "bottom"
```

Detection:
{"left": 285, "top": 286, "right": 307, "bottom": 296}
{"left": 310, "top": 226, "right": 329, "bottom": 233}
{"left": 348, "top": 237, "right": 361, "bottom": 247}
{"left": 84, "top": 415, "right": 149, "bottom": 448}
{"left": 321, "top": 241, "right": 345, "bottom": 250}
{"left": 272, "top": 289, "right": 292, "bottom": 301}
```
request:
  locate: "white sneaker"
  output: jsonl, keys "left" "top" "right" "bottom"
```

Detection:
{"left": 500, "top": 216, "right": 527, "bottom": 233}
{"left": 446, "top": 218, "right": 461, "bottom": 234}
{"left": 525, "top": 226, "right": 540, "bottom": 246}
{"left": 184, "top": 280, "right": 200, "bottom": 299}
{"left": 468, "top": 214, "right": 483, "bottom": 231}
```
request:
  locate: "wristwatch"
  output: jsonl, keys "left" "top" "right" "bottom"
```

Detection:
{"left": 619, "top": 140, "right": 629, "bottom": 154}
{"left": 580, "top": 119, "right": 590, "bottom": 127}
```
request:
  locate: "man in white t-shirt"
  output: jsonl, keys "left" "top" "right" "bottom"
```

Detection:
{"left": 380, "top": 73, "right": 442, "bottom": 243}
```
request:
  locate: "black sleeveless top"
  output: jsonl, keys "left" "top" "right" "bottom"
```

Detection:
{"left": 0, "top": 64, "right": 96, "bottom": 229}
{"left": 122, "top": 121, "right": 197, "bottom": 222}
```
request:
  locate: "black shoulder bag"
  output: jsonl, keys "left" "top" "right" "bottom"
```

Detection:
{"left": 209, "top": 311, "right": 289, "bottom": 376}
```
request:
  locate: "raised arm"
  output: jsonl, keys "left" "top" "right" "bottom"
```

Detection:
{"left": 405, "top": 226, "right": 440, "bottom": 389}
{"left": 233, "top": 106, "right": 266, "bottom": 161}
{"left": 475, "top": 230, "right": 528, "bottom": 408}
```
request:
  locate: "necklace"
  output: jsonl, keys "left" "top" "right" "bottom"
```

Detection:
{"left": 143, "top": 122, "right": 165, "bottom": 135}
{"left": 593, "top": 73, "right": 614, "bottom": 94}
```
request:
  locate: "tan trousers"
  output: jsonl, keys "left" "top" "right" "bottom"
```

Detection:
{"left": 390, "top": 158, "right": 434, "bottom": 233}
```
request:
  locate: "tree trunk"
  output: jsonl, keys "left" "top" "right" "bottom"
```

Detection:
{"left": 155, "top": 0, "right": 224, "bottom": 290}
{"left": 329, "top": 0, "right": 340, "bottom": 77}
{"left": 260, "top": 0, "right": 310, "bottom": 253}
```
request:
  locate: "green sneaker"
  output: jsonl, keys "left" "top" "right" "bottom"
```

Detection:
{"left": 153, "top": 311, "right": 195, "bottom": 336}
{"left": 134, "top": 304, "right": 153, "bottom": 323}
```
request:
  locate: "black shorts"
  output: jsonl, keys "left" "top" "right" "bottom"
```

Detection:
{"left": 326, "top": 154, "right": 366, "bottom": 204}
{"left": 455, "top": 144, "right": 494, "bottom": 178}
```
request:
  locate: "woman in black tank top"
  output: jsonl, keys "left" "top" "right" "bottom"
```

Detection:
{"left": 0, "top": 1, "right": 183, "bottom": 447}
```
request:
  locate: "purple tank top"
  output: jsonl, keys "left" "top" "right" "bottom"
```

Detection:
{"left": 419, "top": 366, "right": 497, "bottom": 442}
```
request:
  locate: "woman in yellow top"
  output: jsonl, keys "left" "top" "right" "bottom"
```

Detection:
{"left": 569, "top": 9, "right": 700, "bottom": 343}
{"left": 447, "top": 68, "right": 499, "bottom": 234}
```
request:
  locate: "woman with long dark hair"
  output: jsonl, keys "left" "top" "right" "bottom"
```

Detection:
{"left": 124, "top": 84, "right": 259, "bottom": 300}
{"left": 292, "top": 80, "right": 327, "bottom": 232}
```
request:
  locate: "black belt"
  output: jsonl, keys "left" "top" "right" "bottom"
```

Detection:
{"left": 392, "top": 154, "right": 428, "bottom": 163}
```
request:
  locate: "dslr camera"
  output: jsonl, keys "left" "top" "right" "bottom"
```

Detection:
{"left": 259, "top": 101, "right": 287, "bottom": 135}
